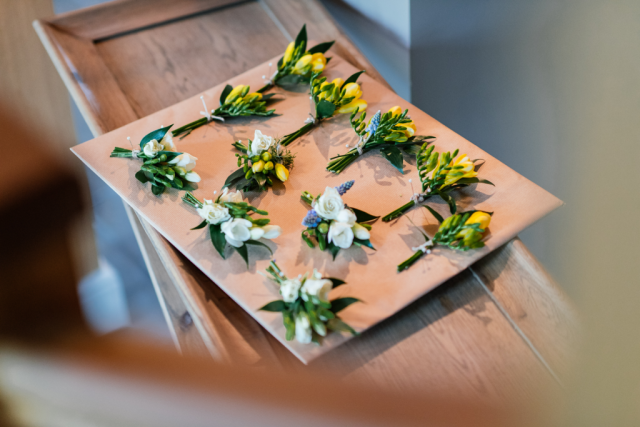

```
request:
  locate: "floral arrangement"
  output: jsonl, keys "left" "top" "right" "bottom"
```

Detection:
{"left": 257, "top": 24, "right": 334, "bottom": 92}
{"left": 398, "top": 207, "right": 492, "bottom": 271}
{"left": 171, "top": 85, "right": 277, "bottom": 138}
{"left": 223, "top": 130, "right": 295, "bottom": 192}
{"left": 110, "top": 125, "right": 201, "bottom": 196}
{"left": 259, "top": 261, "right": 359, "bottom": 344}
{"left": 300, "top": 180, "right": 378, "bottom": 259}
{"left": 278, "top": 71, "right": 368, "bottom": 147}
{"left": 382, "top": 145, "right": 494, "bottom": 221}
{"left": 327, "top": 106, "right": 435, "bottom": 174}
{"left": 182, "top": 189, "right": 281, "bottom": 266}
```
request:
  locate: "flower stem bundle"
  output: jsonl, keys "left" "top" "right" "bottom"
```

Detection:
{"left": 257, "top": 24, "right": 334, "bottom": 93}
{"left": 183, "top": 189, "right": 281, "bottom": 267}
{"left": 224, "top": 130, "right": 295, "bottom": 192}
{"left": 382, "top": 145, "right": 495, "bottom": 221}
{"left": 327, "top": 106, "right": 435, "bottom": 174}
{"left": 279, "top": 70, "right": 368, "bottom": 147}
{"left": 301, "top": 180, "right": 378, "bottom": 260}
{"left": 398, "top": 206, "right": 492, "bottom": 271}
{"left": 259, "top": 261, "right": 360, "bottom": 344}
{"left": 172, "top": 85, "right": 277, "bottom": 139}
{"left": 110, "top": 125, "right": 201, "bottom": 196}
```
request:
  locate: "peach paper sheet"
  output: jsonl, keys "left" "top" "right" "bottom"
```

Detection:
{"left": 72, "top": 55, "right": 562, "bottom": 363}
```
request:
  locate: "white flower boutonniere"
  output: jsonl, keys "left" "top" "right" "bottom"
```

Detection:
{"left": 259, "top": 261, "right": 360, "bottom": 345}
{"left": 300, "top": 180, "right": 379, "bottom": 260}
{"left": 183, "top": 190, "right": 281, "bottom": 267}
{"left": 110, "top": 125, "right": 200, "bottom": 196}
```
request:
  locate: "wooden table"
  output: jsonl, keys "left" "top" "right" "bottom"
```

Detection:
{"left": 35, "top": 0, "right": 578, "bottom": 403}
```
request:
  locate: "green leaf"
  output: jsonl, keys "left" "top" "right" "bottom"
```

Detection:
{"left": 424, "top": 205, "right": 444, "bottom": 224}
{"left": 326, "top": 318, "right": 358, "bottom": 336}
{"left": 307, "top": 40, "right": 335, "bottom": 54}
{"left": 140, "top": 126, "right": 172, "bottom": 150}
{"left": 343, "top": 70, "right": 365, "bottom": 86}
{"left": 283, "top": 312, "right": 295, "bottom": 341}
{"left": 135, "top": 170, "right": 149, "bottom": 183}
{"left": 325, "top": 277, "right": 346, "bottom": 288}
{"left": 259, "top": 300, "right": 286, "bottom": 312}
{"left": 329, "top": 242, "right": 341, "bottom": 260}
{"left": 351, "top": 207, "right": 379, "bottom": 223}
{"left": 219, "top": 84, "right": 233, "bottom": 106}
{"left": 316, "top": 99, "right": 336, "bottom": 119}
{"left": 380, "top": 146, "right": 404, "bottom": 173}
{"left": 294, "top": 24, "right": 307, "bottom": 52}
{"left": 479, "top": 179, "right": 495, "bottom": 186}
{"left": 233, "top": 244, "right": 249, "bottom": 267}
{"left": 353, "top": 238, "right": 375, "bottom": 250}
{"left": 191, "top": 220, "right": 207, "bottom": 230}
{"left": 224, "top": 168, "right": 246, "bottom": 188}
{"left": 439, "top": 192, "right": 457, "bottom": 214}
{"left": 151, "top": 184, "right": 165, "bottom": 195}
{"left": 244, "top": 239, "right": 273, "bottom": 255}
{"left": 209, "top": 224, "right": 227, "bottom": 259}
{"left": 330, "top": 297, "right": 360, "bottom": 313}
{"left": 254, "top": 173, "right": 267, "bottom": 188}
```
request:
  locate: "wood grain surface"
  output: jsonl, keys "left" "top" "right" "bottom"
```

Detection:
{"left": 35, "top": 0, "right": 577, "bottom": 403}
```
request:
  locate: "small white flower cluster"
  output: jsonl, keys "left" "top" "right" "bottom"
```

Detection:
{"left": 314, "top": 187, "right": 370, "bottom": 249}
{"left": 279, "top": 269, "right": 333, "bottom": 344}
{"left": 196, "top": 188, "right": 281, "bottom": 247}
{"left": 142, "top": 132, "right": 201, "bottom": 183}
{"left": 248, "top": 129, "right": 276, "bottom": 157}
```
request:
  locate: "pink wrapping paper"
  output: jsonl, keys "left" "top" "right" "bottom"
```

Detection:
{"left": 72, "top": 55, "right": 562, "bottom": 363}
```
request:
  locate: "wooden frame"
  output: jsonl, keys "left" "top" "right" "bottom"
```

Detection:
{"left": 34, "top": 0, "right": 577, "bottom": 401}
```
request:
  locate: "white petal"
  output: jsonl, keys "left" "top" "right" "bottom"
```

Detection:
{"left": 250, "top": 227, "right": 265, "bottom": 240}
{"left": 225, "top": 237, "right": 244, "bottom": 247}
{"left": 261, "top": 225, "right": 281, "bottom": 239}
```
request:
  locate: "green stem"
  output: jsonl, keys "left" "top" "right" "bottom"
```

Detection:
{"left": 397, "top": 250, "right": 426, "bottom": 271}
{"left": 280, "top": 122, "right": 316, "bottom": 146}
{"left": 382, "top": 200, "right": 417, "bottom": 222}
{"left": 256, "top": 82, "right": 274, "bottom": 93}
{"left": 110, "top": 147, "right": 134, "bottom": 158}
{"left": 172, "top": 117, "right": 210, "bottom": 137}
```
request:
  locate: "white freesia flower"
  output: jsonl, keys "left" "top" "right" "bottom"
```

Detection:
{"left": 219, "top": 187, "right": 243, "bottom": 203}
{"left": 143, "top": 139, "right": 163, "bottom": 158}
{"left": 250, "top": 226, "right": 264, "bottom": 240}
{"left": 249, "top": 130, "right": 275, "bottom": 156}
{"left": 159, "top": 132, "right": 175, "bottom": 151}
{"left": 184, "top": 171, "right": 201, "bottom": 183}
{"left": 169, "top": 153, "right": 198, "bottom": 171}
{"left": 280, "top": 278, "right": 301, "bottom": 303}
{"left": 328, "top": 221, "right": 354, "bottom": 249}
{"left": 352, "top": 223, "right": 370, "bottom": 240}
{"left": 302, "top": 278, "right": 332, "bottom": 302}
{"left": 197, "top": 199, "right": 230, "bottom": 225}
{"left": 261, "top": 225, "right": 281, "bottom": 239}
{"left": 314, "top": 187, "right": 344, "bottom": 220}
{"left": 295, "top": 312, "right": 313, "bottom": 344}
{"left": 336, "top": 208, "right": 356, "bottom": 226}
{"left": 220, "top": 218, "right": 252, "bottom": 247}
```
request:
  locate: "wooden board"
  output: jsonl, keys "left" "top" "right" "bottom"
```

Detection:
{"left": 35, "top": 0, "right": 577, "bottom": 402}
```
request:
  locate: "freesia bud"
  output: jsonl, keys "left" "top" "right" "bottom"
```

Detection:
{"left": 225, "top": 85, "right": 246, "bottom": 104}
{"left": 317, "top": 222, "right": 329, "bottom": 234}
{"left": 243, "top": 92, "right": 262, "bottom": 104}
{"left": 275, "top": 163, "right": 289, "bottom": 181}
{"left": 264, "top": 161, "right": 274, "bottom": 171}
{"left": 331, "top": 77, "right": 345, "bottom": 89}
{"left": 292, "top": 54, "right": 312, "bottom": 75}
{"left": 184, "top": 171, "right": 201, "bottom": 183}
{"left": 388, "top": 106, "right": 403, "bottom": 117}
{"left": 261, "top": 152, "right": 272, "bottom": 162}
{"left": 342, "top": 82, "right": 362, "bottom": 100}
{"left": 252, "top": 160, "right": 265, "bottom": 173}
{"left": 465, "top": 211, "right": 491, "bottom": 231}
{"left": 250, "top": 226, "right": 265, "bottom": 240}
{"left": 283, "top": 41, "right": 295, "bottom": 64}
{"left": 261, "top": 225, "right": 282, "bottom": 239}
{"left": 337, "top": 99, "right": 367, "bottom": 114}
{"left": 309, "top": 53, "right": 327, "bottom": 72}
{"left": 352, "top": 223, "right": 371, "bottom": 240}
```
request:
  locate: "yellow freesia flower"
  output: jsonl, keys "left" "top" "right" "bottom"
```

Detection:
{"left": 342, "top": 82, "right": 362, "bottom": 100}
{"left": 434, "top": 153, "right": 477, "bottom": 187}
{"left": 337, "top": 98, "right": 367, "bottom": 114}
{"left": 283, "top": 41, "right": 295, "bottom": 64}
{"left": 398, "top": 121, "right": 416, "bottom": 138}
{"left": 275, "top": 163, "right": 289, "bottom": 181}
{"left": 292, "top": 54, "right": 312, "bottom": 75}
{"left": 388, "top": 106, "right": 403, "bottom": 117}
{"left": 331, "top": 77, "right": 345, "bottom": 89}
{"left": 318, "top": 78, "right": 344, "bottom": 101}
{"left": 243, "top": 92, "right": 262, "bottom": 104}
{"left": 225, "top": 85, "right": 246, "bottom": 104}
{"left": 310, "top": 53, "right": 327, "bottom": 72}
{"left": 465, "top": 211, "right": 491, "bottom": 230}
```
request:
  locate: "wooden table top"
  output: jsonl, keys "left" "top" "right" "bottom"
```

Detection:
{"left": 35, "top": 0, "right": 578, "bottom": 404}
